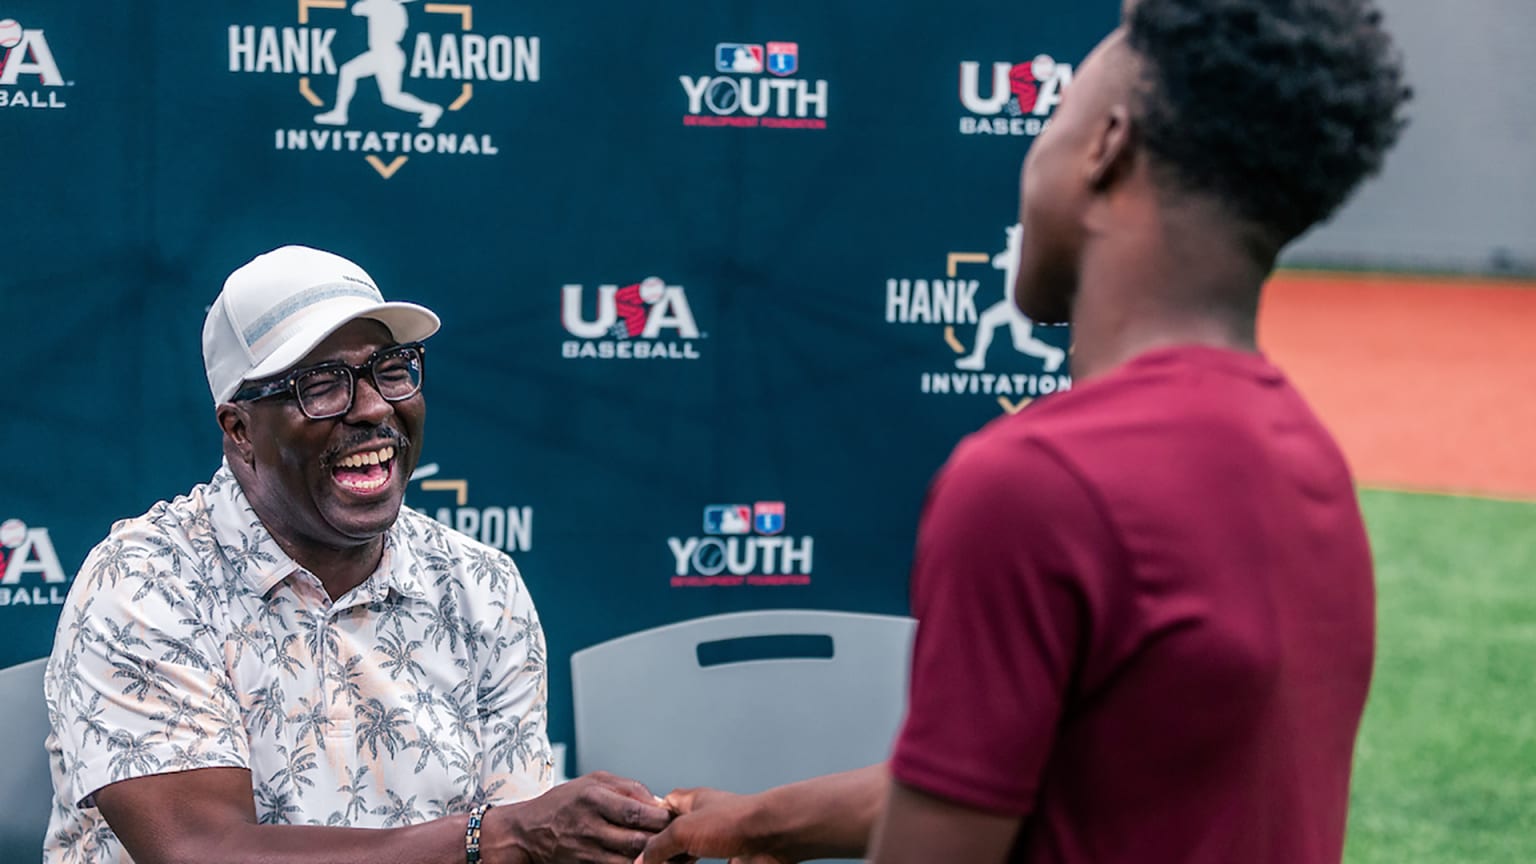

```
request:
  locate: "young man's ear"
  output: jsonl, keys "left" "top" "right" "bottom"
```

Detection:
{"left": 1086, "top": 103, "right": 1135, "bottom": 192}
{"left": 216, "top": 402, "right": 256, "bottom": 465}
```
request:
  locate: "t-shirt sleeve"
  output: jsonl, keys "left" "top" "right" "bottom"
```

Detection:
{"left": 45, "top": 529, "right": 250, "bottom": 808}
{"left": 890, "top": 433, "right": 1117, "bottom": 815}
{"left": 472, "top": 551, "right": 554, "bottom": 804}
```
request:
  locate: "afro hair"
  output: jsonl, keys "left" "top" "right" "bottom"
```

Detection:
{"left": 1126, "top": 0, "right": 1412, "bottom": 244}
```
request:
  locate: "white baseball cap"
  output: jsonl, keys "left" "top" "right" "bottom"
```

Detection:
{"left": 202, "top": 245, "right": 441, "bottom": 404}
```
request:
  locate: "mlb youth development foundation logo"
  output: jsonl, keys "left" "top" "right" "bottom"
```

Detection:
{"left": 680, "top": 41, "right": 828, "bottom": 129}
{"left": 958, "top": 54, "right": 1073, "bottom": 137}
{"left": 884, "top": 224, "right": 1070, "bottom": 414}
{"left": 669, "top": 502, "right": 812, "bottom": 588}
{"left": 408, "top": 463, "right": 533, "bottom": 552}
{"left": 560, "top": 277, "right": 704, "bottom": 360}
{"left": 0, "top": 15, "right": 72, "bottom": 109}
{"left": 227, "top": 0, "right": 541, "bottom": 178}
{"left": 0, "top": 518, "right": 70, "bottom": 607}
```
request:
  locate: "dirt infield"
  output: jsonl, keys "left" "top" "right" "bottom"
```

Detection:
{"left": 1258, "top": 272, "right": 1536, "bottom": 500}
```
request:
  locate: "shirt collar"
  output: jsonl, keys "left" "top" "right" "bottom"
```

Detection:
{"left": 206, "top": 460, "right": 430, "bottom": 603}
{"left": 355, "top": 525, "right": 431, "bottom": 605}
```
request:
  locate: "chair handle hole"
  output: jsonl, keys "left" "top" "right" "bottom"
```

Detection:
{"left": 695, "top": 634, "right": 835, "bottom": 668}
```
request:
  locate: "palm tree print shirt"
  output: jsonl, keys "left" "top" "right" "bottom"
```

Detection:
{"left": 43, "top": 463, "right": 553, "bottom": 863}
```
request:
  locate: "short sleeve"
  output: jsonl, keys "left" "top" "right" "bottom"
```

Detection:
{"left": 889, "top": 433, "right": 1118, "bottom": 815}
{"left": 470, "top": 551, "right": 553, "bottom": 804}
{"left": 45, "top": 529, "right": 250, "bottom": 808}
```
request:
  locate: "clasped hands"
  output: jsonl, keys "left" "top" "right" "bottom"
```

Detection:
{"left": 496, "top": 771, "right": 788, "bottom": 864}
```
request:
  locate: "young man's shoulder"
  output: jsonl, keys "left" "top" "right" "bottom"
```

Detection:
{"left": 1014, "top": 346, "right": 1312, "bottom": 432}
{"left": 964, "top": 345, "right": 1349, "bottom": 502}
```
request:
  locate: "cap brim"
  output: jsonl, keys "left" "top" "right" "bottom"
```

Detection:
{"left": 236, "top": 300, "right": 441, "bottom": 393}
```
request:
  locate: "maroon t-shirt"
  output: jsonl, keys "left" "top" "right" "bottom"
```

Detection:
{"left": 890, "top": 346, "right": 1374, "bottom": 864}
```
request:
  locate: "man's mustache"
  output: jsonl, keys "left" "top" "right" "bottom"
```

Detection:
{"left": 323, "top": 425, "right": 408, "bottom": 465}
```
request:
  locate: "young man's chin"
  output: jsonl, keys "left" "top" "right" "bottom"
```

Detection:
{"left": 1014, "top": 258, "right": 1078, "bottom": 324}
{"left": 1015, "top": 289, "right": 1071, "bottom": 326}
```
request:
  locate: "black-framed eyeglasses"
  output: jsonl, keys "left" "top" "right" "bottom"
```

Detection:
{"left": 232, "top": 342, "right": 426, "bottom": 420}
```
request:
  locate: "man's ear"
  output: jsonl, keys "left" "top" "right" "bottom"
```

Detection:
{"left": 216, "top": 403, "right": 257, "bottom": 466}
{"left": 1086, "top": 103, "right": 1136, "bottom": 192}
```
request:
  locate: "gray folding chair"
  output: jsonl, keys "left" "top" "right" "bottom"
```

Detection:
{"left": 571, "top": 610, "right": 916, "bottom": 862}
{"left": 0, "top": 658, "right": 53, "bottom": 861}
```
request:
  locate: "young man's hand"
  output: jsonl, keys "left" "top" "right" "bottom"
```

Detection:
{"left": 638, "top": 786, "right": 791, "bottom": 864}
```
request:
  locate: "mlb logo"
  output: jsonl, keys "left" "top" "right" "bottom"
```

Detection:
{"left": 753, "top": 501, "right": 786, "bottom": 535}
{"left": 704, "top": 505, "right": 753, "bottom": 535}
{"left": 716, "top": 43, "right": 764, "bottom": 74}
{"left": 766, "top": 42, "right": 798, "bottom": 77}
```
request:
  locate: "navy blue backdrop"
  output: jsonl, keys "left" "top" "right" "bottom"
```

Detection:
{"left": 1, "top": 0, "right": 1116, "bottom": 758}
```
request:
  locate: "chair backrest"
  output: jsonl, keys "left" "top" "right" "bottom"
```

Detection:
{"left": 0, "top": 657, "right": 53, "bottom": 861}
{"left": 571, "top": 610, "right": 916, "bottom": 798}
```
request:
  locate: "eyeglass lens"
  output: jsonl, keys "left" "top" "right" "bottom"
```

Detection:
{"left": 294, "top": 347, "right": 422, "bottom": 417}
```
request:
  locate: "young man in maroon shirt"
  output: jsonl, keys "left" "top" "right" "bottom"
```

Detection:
{"left": 641, "top": 0, "right": 1410, "bottom": 862}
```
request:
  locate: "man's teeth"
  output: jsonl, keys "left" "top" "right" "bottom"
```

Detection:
{"left": 335, "top": 446, "right": 395, "bottom": 469}
{"left": 341, "top": 475, "right": 388, "bottom": 491}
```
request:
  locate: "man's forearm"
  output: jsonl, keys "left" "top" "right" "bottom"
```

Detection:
{"left": 193, "top": 815, "right": 482, "bottom": 864}
{"left": 751, "top": 763, "right": 888, "bottom": 859}
{"left": 98, "top": 766, "right": 667, "bottom": 864}
{"left": 104, "top": 808, "right": 497, "bottom": 864}
{"left": 194, "top": 804, "right": 549, "bottom": 864}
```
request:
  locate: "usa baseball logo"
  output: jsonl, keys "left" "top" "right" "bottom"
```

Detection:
{"left": 958, "top": 54, "right": 1074, "bottom": 137}
{"left": 0, "top": 518, "right": 71, "bottom": 607}
{"left": 560, "top": 277, "right": 705, "bottom": 360}
{"left": 0, "top": 15, "right": 72, "bottom": 109}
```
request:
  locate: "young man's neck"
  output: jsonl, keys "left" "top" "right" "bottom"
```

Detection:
{"left": 1068, "top": 201, "right": 1271, "bottom": 382}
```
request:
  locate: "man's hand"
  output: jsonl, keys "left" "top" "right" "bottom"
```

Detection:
{"left": 489, "top": 771, "right": 673, "bottom": 864}
{"left": 639, "top": 786, "right": 791, "bottom": 864}
{"left": 639, "top": 764, "right": 887, "bottom": 864}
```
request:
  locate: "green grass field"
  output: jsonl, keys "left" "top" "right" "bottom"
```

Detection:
{"left": 1345, "top": 490, "right": 1536, "bottom": 862}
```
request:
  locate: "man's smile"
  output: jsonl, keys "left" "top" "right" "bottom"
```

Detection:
{"left": 329, "top": 443, "right": 398, "bottom": 495}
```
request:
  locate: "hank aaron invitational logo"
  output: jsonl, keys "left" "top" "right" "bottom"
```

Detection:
{"left": 0, "top": 15, "right": 71, "bottom": 109}
{"left": 227, "top": 0, "right": 541, "bottom": 178}
{"left": 885, "top": 225, "right": 1070, "bottom": 414}
{"left": 0, "top": 518, "right": 70, "bottom": 607}
{"left": 958, "top": 54, "right": 1074, "bottom": 137}
{"left": 560, "top": 277, "right": 705, "bottom": 360}
{"left": 668, "top": 502, "right": 813, "bottom": 588}
{"left": 680, "top": 41, "right": 828, "bottom": 129}
{"left": 408, "top": 463, "right": 533, "bottom": 552}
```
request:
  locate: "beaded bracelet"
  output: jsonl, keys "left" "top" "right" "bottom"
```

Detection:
{"left": 466, "top": 803, "right": 492, "bottom": 864}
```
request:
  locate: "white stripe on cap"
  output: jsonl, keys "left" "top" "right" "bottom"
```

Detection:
{"left": 242, "top": 281, "right": 382, "bottom": 347}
